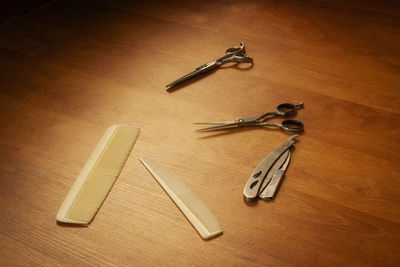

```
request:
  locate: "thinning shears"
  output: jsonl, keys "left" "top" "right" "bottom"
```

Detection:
{"left": 194, "top": 102, "right": 304, "bottom": 132}
{"left": 166, "top": 42, "right": 253, "bottom": 91}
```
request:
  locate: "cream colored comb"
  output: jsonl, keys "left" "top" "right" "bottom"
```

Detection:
{"left": 139, "top": 157, "right": 223, "bottom": 239}
{"left": 57, "top": 125, "right": 140, "bottom": 224}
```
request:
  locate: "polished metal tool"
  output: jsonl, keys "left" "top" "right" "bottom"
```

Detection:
{"left": 243, "top": 135, "right": 297, "bottom": 203}
{"left": 258, "top": 151, "right": 290, "bottom": 200}
{"left": 166, "top": 42, "right": 253, "bottom": 91}
{"left": 195, "top": 102, "right": 304, "bottom": 132}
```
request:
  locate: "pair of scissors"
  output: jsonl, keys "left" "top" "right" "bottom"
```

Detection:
{"left": 194, "top": 102, "right": 305, "bottom": 132}
{"left": 166, "top": 42, "right": 253, "bottom": 91}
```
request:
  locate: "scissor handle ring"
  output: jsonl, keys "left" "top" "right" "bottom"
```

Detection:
{"left": 281, "top": 120, "right": 304, "bottom": 132}
{"left": 276, "top": 103, "right": 299, "bottom": 116}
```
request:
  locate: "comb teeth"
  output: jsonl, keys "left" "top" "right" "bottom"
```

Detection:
{"left": 56, "top": 125, "right": 140, "bottom": 224}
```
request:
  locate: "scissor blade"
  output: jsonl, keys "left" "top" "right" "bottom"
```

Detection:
{"left": 193, "top": 121, "right": 237, "bottom": 125}
{"left": 166, "top": 61, "right": 218, "bottom": 91}
{"left": 258, "top": 151, "right": 291, "bottom": 200}
{"left": 166, "top": 68, "right": 204, "bottom": 90}
{"left": 195, "top": 122, "right": 241, "bottom": 131}
{"left": 194, "top": 115, "right": 260, "bottom": 131}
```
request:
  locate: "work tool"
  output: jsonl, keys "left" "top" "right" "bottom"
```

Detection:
{"left": 195, "top": 102, "right": 304, "bottom": 132}
{"left": 166, "top": 42, "right": 253, "bottom": 91}
{"left": 140, "top": 157, "right": 223, "bottom": 240}
{"left": 57, "top": 125, "right": 140, "bottom": 224}
{"left": 243, "top": 135, "right": 297, "bottom": 203}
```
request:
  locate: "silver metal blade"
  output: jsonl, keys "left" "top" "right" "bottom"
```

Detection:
{"left": 258, "top": 151, "right": 291, "bottom": 200}
{"left": 166, "top": 68, "right": 203, "bottom": 90}
{"left": 257, "top": 149, "right": 290, "bottom": 196}
{"left": 243, "top": 135, "right": 298, "bottom": 203}
{"left": 193, "top": 120, "right": 237, "bottom": 125}
{"left": 166, "top": 60, "right": 219, "bottom": 91}
{"left": 195, "top": 122, "right": 241, "bottom": 131}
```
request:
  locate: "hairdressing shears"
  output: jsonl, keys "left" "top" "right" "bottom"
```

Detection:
{"left": 194, "top": 102, "right": 304, "bottom": 132}
{"left": 166, "top": 42, "right": 253, "bottom": 91}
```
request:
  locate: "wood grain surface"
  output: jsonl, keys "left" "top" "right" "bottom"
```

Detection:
{"left": 1, "top": 0, "right": 399, "bottom": 265}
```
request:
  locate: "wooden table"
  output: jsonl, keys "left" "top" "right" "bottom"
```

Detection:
{"left": 1, "top": 0, "right": 399, "bottom": 265}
